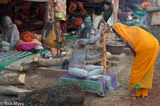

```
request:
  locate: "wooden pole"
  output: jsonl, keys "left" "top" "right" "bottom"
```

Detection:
{"left": 113, "top": 0, "right": 119, "bottom": 24}
{"left": 114, "top": 11, "right": 117, "bottom": 24}
{"left": 103, "top": 32, "right": 107, "bottom": 75}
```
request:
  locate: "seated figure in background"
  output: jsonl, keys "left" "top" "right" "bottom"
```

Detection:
{"left": 0, "top": 16, "right": 20, "bottom": 51}
{"left": 79, "top": 15, "right": 95, "bottom": 38}
{"left": 68, "top": 15, "right": 109, "bottom": 78}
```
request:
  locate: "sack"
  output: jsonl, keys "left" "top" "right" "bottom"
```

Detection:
{"left": 151, "top": 11, "right": 160, "bottom": 25}
{"left": 45, "top": 25, "right": 57, "bottom": 48}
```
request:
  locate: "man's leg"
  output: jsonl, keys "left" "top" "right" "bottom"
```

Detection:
{"left": 68, "top": 67, "right": 88, "bottom": 78}
{"left": 85, "top": 65, "right": 103, "bottom": 76}
{"left": 85, "top": 65, "right": 103, "bottom": 71}
{"left": 0, "top": 41, "right": 10, "bottom": 51}
{"left": 1, "top": 41, "right": 10, "bottom": 47}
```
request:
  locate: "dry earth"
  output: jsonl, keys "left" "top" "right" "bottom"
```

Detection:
{"left": 84, "top": 50, "right": 160, "bottom": 106}
{"left": 1, "top": 48, "right": 160, "bottom": 106}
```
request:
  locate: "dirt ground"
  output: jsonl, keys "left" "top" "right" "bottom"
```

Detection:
{"left": 84, "top": 51, "right": 160, "bottom": 106}
{"left": 1, "top": 48, "right": 160, "bottom": 106}
{"left": 20, "top": 49, "right": 160, "bottom": 106}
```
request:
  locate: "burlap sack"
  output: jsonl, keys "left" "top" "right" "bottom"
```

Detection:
{"left": 151, "top": 11, "right": 160, "bottom": 25}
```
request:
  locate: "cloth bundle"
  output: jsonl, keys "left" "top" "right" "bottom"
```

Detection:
{"left": 16, "top": 31, "right": 42, "bottom": 51}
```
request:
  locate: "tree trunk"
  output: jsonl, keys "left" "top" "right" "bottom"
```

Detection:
{"left": 33, "top": 56, "right": 70, "bottom": 66}
{"left": 17, "top": 83, "right": 84, "bottom": 106}
{"left": 34, "top": 67, "right": 68, "bottom": 78}
{"left": 0, "top": 71, "right": 25, "bottom": 85}
{"left": 20, "top": 56, "right": 70, "bottom": 71}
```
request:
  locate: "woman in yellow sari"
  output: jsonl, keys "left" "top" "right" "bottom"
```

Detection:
{"left": 112, "top": 23, "right": 159, "bottom": 98}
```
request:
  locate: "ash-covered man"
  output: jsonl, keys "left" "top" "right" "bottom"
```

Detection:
{"left": 0, "top": 16, "right": 20, "bottom": 51}
{"left": 68, "top": 15, "right": 109, "bottom": 78}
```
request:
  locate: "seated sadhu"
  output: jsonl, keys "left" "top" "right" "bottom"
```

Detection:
{"left": 68, "top": 15, "right": 109, "bottom": 78}
{"left": 0, "top": 16, "right": 20, "bottom": 51}
{"left": 111, "top": 23, "right": 159, "bottom": 98}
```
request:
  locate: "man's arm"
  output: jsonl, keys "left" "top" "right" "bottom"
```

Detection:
{"left": 80, "top": 26, "right": 112, "bottom": 46}
{"left": 85, "top": 52, "right": 103, "bottom": 60}
{"left": 80, "top": 31, "right": 103, "bottom": 46}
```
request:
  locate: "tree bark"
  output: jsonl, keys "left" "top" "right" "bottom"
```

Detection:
{"left": 34, "top": 67, "right": 68, "bottom": 78}
{"left": 17, "top": 83, "right": 84, "bottom": 106}
{"left": 0, "top": 71, "right": 25, "bottom": 85}
{"left": 19, "top": 56, "right": 70, "bottom": 72}
{"left": 33, "top": 56, "right": 70, "bottom": 66}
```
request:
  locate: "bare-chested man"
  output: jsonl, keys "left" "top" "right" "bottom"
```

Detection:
{"left": 0, "top": 16, "right": 20, "bottom": 51}
{"left": 68, "top": 15, "right": 108, "bottom": 78}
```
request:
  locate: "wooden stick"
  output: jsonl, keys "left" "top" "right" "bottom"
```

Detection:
{"left": 103, "top": 33, "right": 107, "bottom": 75}
{"left": 113, "top": 0, "right": 119, "bottom": 24}
{"left": 114, "top": 11, "right": 117, "bottom": 24}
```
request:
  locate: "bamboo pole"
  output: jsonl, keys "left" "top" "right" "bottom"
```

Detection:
{"left": 103, "top": 32, "right": 107, "bottom": 75}
{"left": 113, "top": 0, "right": 119, "bottom": 24}
{"left": 114, "top": 11, "right": 117, "bottom": 24}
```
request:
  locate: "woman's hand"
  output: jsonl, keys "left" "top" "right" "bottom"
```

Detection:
{"left": 131, "top": 49, "right": 136, "bottom": 56}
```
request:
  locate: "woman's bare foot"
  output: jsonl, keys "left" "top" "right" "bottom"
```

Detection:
{"left": 130, "top": 88, "right": 136, "bottom": 97}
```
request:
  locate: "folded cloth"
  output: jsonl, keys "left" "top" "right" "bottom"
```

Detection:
{"left": 21, "top": 31, "right": 34, "bottom": 42}
{"left": 16, "top": 39, "right": 42, "bottom": 47}
{"left": 16, "top": 43, "right": 38, "bottom": 51}
{"left": 34, "top": 46, "right": 43, "bottom": 50}
{"left": 57, "top": 73, "right": 120, "bottom": 96}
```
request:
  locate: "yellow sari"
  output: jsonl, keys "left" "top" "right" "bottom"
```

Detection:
{"left": 113, "top": 23, "right": 159, "bottom": 98}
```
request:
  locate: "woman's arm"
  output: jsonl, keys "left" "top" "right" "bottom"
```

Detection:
{"left": 126, "top": 41, "right": 136, "bottom": 56}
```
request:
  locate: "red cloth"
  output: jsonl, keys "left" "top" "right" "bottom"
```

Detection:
{"left": 22, "top": 34, "right": 33, "bottom": 42}
{"left": 16, "top": 39, "right": 42, "bottom": 47}
{"left": 16, "top": 43, "right": 38, "bottom": 51}
{"left": 70, "top": 18, "right": 83, "bottom": 28}
{"left": 21, "top": 31, "right": 34, "bottom": 42}
{"left": 62, "top": 37, "right": 66, "bottom": 45}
